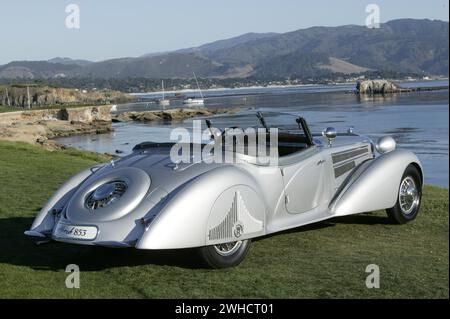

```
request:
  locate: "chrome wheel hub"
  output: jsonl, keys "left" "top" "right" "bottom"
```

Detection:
{"left": 85, "top": 181, "right": 127, "bottom": 210}
{"left": 214, "top": 241, "right": 243, "bottom": 256}
{"left": 399, "top": 176, "right": 419, "bottom": 215}
{"left": 92, "top": 183, "right": 116, "bottom": 201}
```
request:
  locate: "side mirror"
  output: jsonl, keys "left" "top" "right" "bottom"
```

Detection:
{"left": 322, "top": 127, "right": 337, "bottom": 146}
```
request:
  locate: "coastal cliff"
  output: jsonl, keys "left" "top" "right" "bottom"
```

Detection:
{"left": 0, "top": 105, "right": 113, "bottom": 149}
{"left": 0, "top": 85, "right": 131, "bottom": 108}
{"left": 0, "top": 106, "right": 239, "bottom": 150}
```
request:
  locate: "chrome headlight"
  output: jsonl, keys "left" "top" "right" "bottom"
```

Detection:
{"left": 376, "top": 136, "right": 396, "bottom": 154}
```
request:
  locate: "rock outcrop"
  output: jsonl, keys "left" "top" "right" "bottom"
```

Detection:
{"left": 60, "top": 105, "right": 112, "bottom": 122}
{"left": 113, "top": 108, "right": 240, "bottom": 123}
{"left": 0, "top": 105, "right": 113, "bottom": 149}
{"left": 356, "top": 80, "right": 402, "bottom": 94}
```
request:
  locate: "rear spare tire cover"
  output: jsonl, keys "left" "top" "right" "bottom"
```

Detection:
{"left": 66, "top": 167, "right": 151, "bottom": 222}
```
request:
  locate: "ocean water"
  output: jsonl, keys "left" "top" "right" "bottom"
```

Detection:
{"left": 56, "top": 81, "right": 449, "bottom": 187}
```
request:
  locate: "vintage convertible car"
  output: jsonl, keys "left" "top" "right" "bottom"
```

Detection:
{"left": 25, "top": 112, "right": 423, "bottom": 268}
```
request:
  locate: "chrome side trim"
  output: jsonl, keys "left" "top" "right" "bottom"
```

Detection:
{"left": 332, "top": 146, "right": 369, "bottom": 164}
{"left": 334, "top": 161, "right": 356, "bottom": 178}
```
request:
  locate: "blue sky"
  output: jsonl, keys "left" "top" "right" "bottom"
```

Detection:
{"left": 0, "top": 0, "right": 448, "bottom": 64}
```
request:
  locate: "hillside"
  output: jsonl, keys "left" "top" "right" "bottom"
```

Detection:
{"left": 0, "top": 19, "right": 448, "bottom": 79}
{"left": 47, "top": 57, "right": 93, "bottom": 67}
{"left": 0, "top": 61, "right": 79, "bottom": 79}
{"left": 73, "top": 52, "right": 230, "bottom": 78}
{"left": 206, "top": 19, "right": 449, "bottom": 77}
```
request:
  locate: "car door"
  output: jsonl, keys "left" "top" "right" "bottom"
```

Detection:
{"left": 281, "top": 151, "right": 329, "bottom": 214}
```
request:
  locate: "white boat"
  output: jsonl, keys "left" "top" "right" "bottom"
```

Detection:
{"left": 183, "top": 98, "right": 204, "bottom": 105}
{"left": 157, "top": 80, "right": 170, "bottom": 107}
{"left": 158, "top": 99, "right": 170, "bottom": 107}
{"left": 183, "top": 72, "right": 205, "bottom": 106}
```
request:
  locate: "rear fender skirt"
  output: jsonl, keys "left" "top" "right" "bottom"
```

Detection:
{"left": 329, "top": 149, "right": 423, "bottom": 216}
{"left": 136, "top": 166, "right": 266, "bottom": 250}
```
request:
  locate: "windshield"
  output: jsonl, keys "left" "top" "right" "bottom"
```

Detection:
{"left": 186, "top": 110, "right": 314, "bottom": 158}
{"left": 198, "top": 110, "right": 309, "bottom": 136}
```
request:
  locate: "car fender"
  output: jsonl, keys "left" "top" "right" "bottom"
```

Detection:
{"left": 136, "top": 165, "right": 267, "bottom": 250}
{"left": 26, "top": 164, "right": 103, "bottom": 235}
{"left": 329, "top": 149, "right": 423, "bottom": 216}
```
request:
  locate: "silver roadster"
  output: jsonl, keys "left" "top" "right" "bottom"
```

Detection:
{"left": 25, "top": 112, "right": 423, "bottom": 268}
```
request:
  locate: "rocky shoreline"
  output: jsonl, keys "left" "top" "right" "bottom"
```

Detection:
{"left": 112, "top": 107, "right": 239, "bottom": 123}
{"left": 0, "top": 105, "right": 239, "bottom": 150}
{"left": 0, "top": 105, "right": 113, "bottom": 149}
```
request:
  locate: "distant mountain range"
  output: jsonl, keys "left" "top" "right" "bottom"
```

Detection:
{"left": 0, "top": 19, "right": 448, "bottom": 79}
{"left": 47, "top": 57, "right": 93, "bottom": 66}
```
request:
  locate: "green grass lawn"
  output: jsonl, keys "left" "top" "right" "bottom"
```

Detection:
{"left": 0, "top": 141, "right": 448, "bottom": 298}
{"left": 0, "top": 106, "right": 21, "bottom": 113}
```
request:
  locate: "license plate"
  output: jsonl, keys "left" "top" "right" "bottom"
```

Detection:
{"left": 53, "top": 222, "right": 97, "bottom": 241}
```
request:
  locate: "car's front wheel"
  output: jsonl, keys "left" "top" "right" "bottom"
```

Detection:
{"left": 386, "top": 164, "right": 422, "bottom": 224}
{"left": 197, "top": 240, "right": 251, "bottom": 268}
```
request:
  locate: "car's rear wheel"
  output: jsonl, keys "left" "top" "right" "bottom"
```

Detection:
{"left": 197, "top": 240, "right": 251, "bottom": 268}
{"left": 386, "top": 165, "right": 422, "bottom": 224}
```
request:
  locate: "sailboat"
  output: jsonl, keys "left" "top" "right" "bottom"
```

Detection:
{"left": 157, "top": 80, "right": 170, "bottom": 107}
{"left": 183, "top": 72, "right": 204, "bottom": 106}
